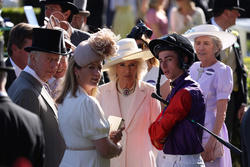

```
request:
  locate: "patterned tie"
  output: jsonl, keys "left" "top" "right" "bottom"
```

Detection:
{"left": 50, "top": 78, "right": 61, "bottom": 100}
{"left": 44, "top": 83, "right": 51, "bottom": 95}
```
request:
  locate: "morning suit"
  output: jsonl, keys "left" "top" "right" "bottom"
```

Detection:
{"left": 0, "top": 95, "right": 45, "bottom": 167}
{"left": 70, "top": 27, "right": 91, "bottom": 46}
{"left": 8, "top": 71, "right": 66, "bottom": 167}
{"left": 98, "top": 80, "right": 161, "bottom": 167}
{"left": 5, "top": 58, "right": 16, "bottom": 91}
{"left": 241, "top": 107, "right": 250, "bottom": 167}
{"left": 207, "top": 20, "right": 248, "bottom": 139}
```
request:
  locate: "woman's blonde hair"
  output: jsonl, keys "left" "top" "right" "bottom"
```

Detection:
{"left": 56, "top": 57, "right": 78, "bottom": 104}
{"left": 56, "top": 28, "right": 119, "bottom": 104}
{"left": 107, "top": 58, "right": 147, "bottom": 82}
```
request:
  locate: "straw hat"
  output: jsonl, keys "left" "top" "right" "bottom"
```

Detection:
{"left": 182, "top": 24, "right": 237, "bottom": 50}
{"left": 102, "top": 38, "right": 153, "bottom": 71}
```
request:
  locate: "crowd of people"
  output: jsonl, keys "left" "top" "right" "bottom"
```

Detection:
{"left": 0, "top": 0, "right": 249, "bottom": 167}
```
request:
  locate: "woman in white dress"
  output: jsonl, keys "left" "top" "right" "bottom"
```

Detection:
{"left": 183, "top": 24, "right": 236, "bottom": 167}
{"left": 56, "top": 28, "right": 123, "bottom": 167}
{"left": 98, "top": 38, "right": 161, "bottom": 167}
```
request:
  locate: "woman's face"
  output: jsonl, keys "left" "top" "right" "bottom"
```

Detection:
{"left": 74, "top": 61, "right": 102, "bottom": 94}
{"left": 194, "top": 36, "right": 217, "bottom": 62}
{"left": 116, "top": 60, "right": 138, "bottom": 84}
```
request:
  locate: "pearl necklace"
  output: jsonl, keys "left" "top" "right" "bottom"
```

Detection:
{"left": 117, "top": 82, "right": 136, "bottom": 96}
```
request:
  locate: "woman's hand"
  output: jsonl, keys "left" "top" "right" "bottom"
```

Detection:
{"left": 109, "top": 126, "right": 125, "bottom": 145}
{"left": 201, "top": 142, "right": 216, "bottom": 162}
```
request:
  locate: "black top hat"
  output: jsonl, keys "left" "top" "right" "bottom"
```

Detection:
{"left": 74, "top": 0, "right": 90, "bottom": 17}
{"left": 0, "top": 61, "right": 14, "bottom": 71}
{"left": 25, "top": 28, "right": 69, "bottom": 55}
{"left": 208, "top": 0, "right": 245, "bottom": 12}
{"left": 40, "top": 0, "right": 79, "bottom": 14}
{"left": 127, "top": 20, "right": 153, "bottom": 39}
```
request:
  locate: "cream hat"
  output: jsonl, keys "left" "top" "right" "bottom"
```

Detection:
{"left": 182, "top": 24, "right": 237, "bottom": 50}
{"left": 102, "top": 38, "right": 153, "bottom": 71}
{"left": 74, "top": 28, "right": 118, "bottom": 67}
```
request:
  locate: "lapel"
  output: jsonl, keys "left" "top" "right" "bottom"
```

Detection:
{"left": 21, "top": 71, "right": 58, "bottom": 117}
{"left": 125, "top": 81, "right": 146, "bottom": 128}
{"left": 106, "top": 81, "right": 122, "bottom": 118}
{"left": 41, "top": 86, "right": 58, "bottom": 117}
{"left": 5, "top": 58, "right": 17, "bottom": 89}
{"left": 0, "top": 96, "right": 11, "bottom": 103}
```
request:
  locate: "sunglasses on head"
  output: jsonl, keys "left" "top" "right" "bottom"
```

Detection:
{"left": 137, "top": 43, "right": 148, "bottom": 50}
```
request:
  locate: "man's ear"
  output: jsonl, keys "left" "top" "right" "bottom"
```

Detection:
{"left": 63, "top": 10, "right": 71, "bottom": 21}
{"left": 183, "top": 55, "right": 188, "bottom": 64}
{"left": 11, "top": 44, "right": 18, "bottom": 55}
{"left": 30, "top": 53, "right": 37, "bottom": 65}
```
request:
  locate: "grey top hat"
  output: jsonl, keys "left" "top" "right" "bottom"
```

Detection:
{"left": 40, "top": 0, "right": 79, "bottom": 14}
{"left": 74, "top": 0, "right": 90, "bottom": 17}
{"left": 25, "top": 28, "right": 69, "bottom": 55}
{"left": 208, "top": 0, "right": 245, "bottom": 12}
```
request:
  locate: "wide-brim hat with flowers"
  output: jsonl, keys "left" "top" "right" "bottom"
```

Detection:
{"left": 102, "top": 38, "right": 153, "bottom": 71}
{"left": 182, "top": 24, "right": 237, "bottom": 50}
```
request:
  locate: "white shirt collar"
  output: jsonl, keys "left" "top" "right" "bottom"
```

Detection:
{"left": 211, "top": 17, "right": 228, "bottom": 32}
{"left": 9, "top": 57, "right": 22, "bottom": 77}
{"left": 23, "top": 65, "right": 45, "bottom": 85}
{"left": 0, "top": 91, "right": 8, "bottom": 97}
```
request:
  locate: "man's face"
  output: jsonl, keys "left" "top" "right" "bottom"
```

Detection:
{"left": 158, "top": 50, "right": 184, "bottom": 80}
{"left": 226, "top": 9, "right": 240, "bottom": 27}
{"left": 71, "top": 14, "right": 85, "bottom": 29}
{"left": 45, "top": 4, "right": 62, "bottom": 18}
{"left": 16, "top": 38, "right": 32, "bottom": 70}
{"left": 33, "top": 52, "right": 61, "bottom": 82}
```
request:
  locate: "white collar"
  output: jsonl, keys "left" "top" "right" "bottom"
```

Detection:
{"left": 211, "top": 17, "right": 228, "bottom": 32}
{"left": 0, "top": 91, "right": 8, "bottom": 97}
{"left": 23, "top": 66, "right": 45, "bottom": 85}
{"left": 9, "top": 57, "right": 22, "bottom": 77}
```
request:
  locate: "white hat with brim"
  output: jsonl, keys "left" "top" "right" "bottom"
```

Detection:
{"left": 182, "top": 24, "right": 237, "bottom": 50}
{"left": 102, "top": 38, "right": 153, "bottom": 71}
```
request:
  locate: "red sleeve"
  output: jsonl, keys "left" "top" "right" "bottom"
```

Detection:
{"left": 148, "top": 89, "right": 192, "bottom": 150}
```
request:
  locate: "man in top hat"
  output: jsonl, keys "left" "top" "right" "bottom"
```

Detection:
{"left": 0, "top": 48, "right": 45, "bottom": 166}
{"left": 40, "top": 0, "right": 91, "bottom": 46}
{"left": 5, "top": 22, "right": 33, "bottom": 91}
{"left": 8, "top": 28, "right": 68, "bottom": 167}
{"left": 207, "top": 0, "right": 247, "bottom": 143}
{"left": 71, "top": 0, "right": 90, "bottom": 31}
{"left": 148, "top": 33, "right": 206, "bottom": 166}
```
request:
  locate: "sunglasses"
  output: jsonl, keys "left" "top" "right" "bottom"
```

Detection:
{"left": 137, "top": 43, "right": 148, "bottom": 50}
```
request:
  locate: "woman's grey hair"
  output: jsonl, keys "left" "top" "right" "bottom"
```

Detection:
{"left": 107, "top": 58, "right": 147, "bottom": 82}
{"left": 209, "top": 35, "right": 222, "bottom": 57}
